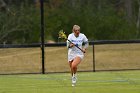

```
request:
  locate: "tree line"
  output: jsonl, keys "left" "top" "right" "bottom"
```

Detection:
{"left": 0, "top": 0, "right": 140, "bottom": 44}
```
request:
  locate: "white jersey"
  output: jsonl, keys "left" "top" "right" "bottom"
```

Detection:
{"left": 67, "top": 33, "right": 88, "bottom": 61}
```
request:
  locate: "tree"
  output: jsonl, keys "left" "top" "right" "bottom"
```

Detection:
{"left": 0, "top": 1, "right": 40, "bottom": 44}
{"left": 124, "top": 0, "right": 133, "bottom": 22}
{"left": 136, "top": 0, "right": 140, "bottom": 37}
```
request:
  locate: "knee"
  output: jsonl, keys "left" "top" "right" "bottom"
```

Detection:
{"left": 72, "top": 64, "right": 77, "bottom": 69}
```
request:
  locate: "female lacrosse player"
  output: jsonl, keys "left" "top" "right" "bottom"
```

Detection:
{"left": 67, "top": 25, "right": 89, "bottom": 86}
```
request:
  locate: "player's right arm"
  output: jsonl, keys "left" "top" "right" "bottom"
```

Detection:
{"left": 67, "top": 34, "right": 75, "bottom": 48}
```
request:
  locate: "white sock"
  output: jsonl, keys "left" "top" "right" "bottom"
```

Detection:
{"left": 73, "top": 73, "right": 76, "bottom": 77}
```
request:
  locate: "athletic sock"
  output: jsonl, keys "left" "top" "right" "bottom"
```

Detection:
{"left": 73, "top": 73, "right": 76, "bottom": 77}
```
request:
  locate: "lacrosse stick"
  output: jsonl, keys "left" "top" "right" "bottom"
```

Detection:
{"left": 58, "top": 30, "right": 85, "bottom": 53}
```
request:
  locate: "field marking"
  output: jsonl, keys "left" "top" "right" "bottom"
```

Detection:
{"left": 79, "top": 79, "right": 128, "bottom": 83}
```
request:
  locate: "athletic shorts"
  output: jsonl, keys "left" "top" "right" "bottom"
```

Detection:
{"left": 68, "top": 54, "right": 84, "bottom": 62}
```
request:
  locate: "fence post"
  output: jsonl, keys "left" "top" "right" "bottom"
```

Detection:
{"left": 40, "top": 0, "right": 45, "bottom": 74}
{"left": 93, "top": 44, "right": 95, "bottom": 72}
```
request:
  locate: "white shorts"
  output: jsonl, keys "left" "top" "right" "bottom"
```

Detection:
{"left": 68, "top": 54, "right": 84, "bottom": 62}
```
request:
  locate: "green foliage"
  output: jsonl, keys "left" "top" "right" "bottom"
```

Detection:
{"left": 0, "top": 0, "right": 140, "bottom": 44}
{"left": 44, "top": 0, "right": 139, "bottom": 41}
{"left": 93, "top": 13, "right": 137, "bottom": 40}
{"left": 0, "top": 2, "right": 40, "bottom": 44}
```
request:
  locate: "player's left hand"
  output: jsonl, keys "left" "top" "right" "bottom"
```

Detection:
{"left": 82, "top": 48, "right": 86, "bottom": 53}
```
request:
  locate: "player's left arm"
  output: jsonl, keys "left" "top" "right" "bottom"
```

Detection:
{"left": 82, "top": 34, "right": 89, "bottom": 53}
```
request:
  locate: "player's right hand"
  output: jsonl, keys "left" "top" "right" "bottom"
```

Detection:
{"left": 69, "top": 43, "right": 75, "bottom": 48}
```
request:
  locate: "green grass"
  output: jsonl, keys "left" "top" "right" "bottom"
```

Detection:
{"left": 0, "top": 70, "right": 140, "bottom": 93}
{"left": 0, "top": 44, "right": 140, "bottom": 93}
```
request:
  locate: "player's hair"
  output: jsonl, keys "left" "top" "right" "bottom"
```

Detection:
{"left": 72, "top": 25, "right": 80, "bottom": 31}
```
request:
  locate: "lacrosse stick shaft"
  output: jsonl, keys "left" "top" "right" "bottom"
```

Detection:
{"left": 67, "top": 39, "right": 85, "bottom": 53}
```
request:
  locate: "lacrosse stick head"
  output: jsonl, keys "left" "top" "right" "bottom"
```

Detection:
{"left": 58, "top": 30, "right": 67, "bottom": 40}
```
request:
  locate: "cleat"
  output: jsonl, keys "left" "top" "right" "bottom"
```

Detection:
{"left": 72, "top": 75, "right": 77, "bottom": 86}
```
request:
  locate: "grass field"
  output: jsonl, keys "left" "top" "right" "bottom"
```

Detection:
{"left": 0, "top": 44, "right": 140, "bottom": 74}
{"left": 0, "top": 71, "right": 140, "bottom": 93}
{"left": 0, "top": 44, "right": 140, "bottom": 93}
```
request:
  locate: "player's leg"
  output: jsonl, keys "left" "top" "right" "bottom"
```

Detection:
{"left": 72, "top": 56, "right": 81, "bottom": 75}
{"left": 69, "top": 60, "right": 74, "bottom": 76}
{"left": 71, "top": 56, "right": 81, "bottom": 86}
{"left": 69, "top": 60, "right": 76, "bottom": 86}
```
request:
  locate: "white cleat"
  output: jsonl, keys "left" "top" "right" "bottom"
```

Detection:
{"left": 72, "top": 76, "right": 77, "bottom": 86}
